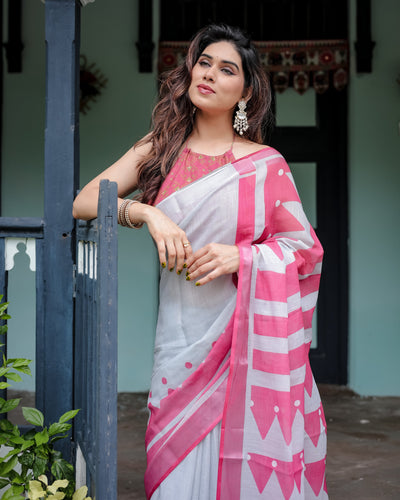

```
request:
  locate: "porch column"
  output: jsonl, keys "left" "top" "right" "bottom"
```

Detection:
{"left": 39, "top": 0, "right": 80, "bottom": 456}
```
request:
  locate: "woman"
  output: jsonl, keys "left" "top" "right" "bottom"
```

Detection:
{"left": 73, "top": 24, "right": 328, "bottom": 500}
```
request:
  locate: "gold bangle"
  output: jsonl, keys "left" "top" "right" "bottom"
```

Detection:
{"left": 118, "top": 199, "right": 131, "bottom": 226}
{"left": 124, "top": 200, "right": 143, "bottom": 229}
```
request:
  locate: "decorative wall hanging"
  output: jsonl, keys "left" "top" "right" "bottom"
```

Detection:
{"left": 79, "top": 55, "right": 108, "bottom": 114}
{"left": 158, "top": 39, "right": 349, "bottom": 95}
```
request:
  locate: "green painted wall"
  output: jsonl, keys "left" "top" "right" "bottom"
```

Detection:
{"left": 79, "top": 0, "right": 159, "bottom": 392}
{"left": 1, "top": 0, "right": 46, "bottom": 390}
{"left": 347, "top": 0, "right": 400, "bottom": 395}
{"left": 1, "top": 0, "right": 399, "bottom": 395}
{"left": 2, "top": 0, "right": 159, "bottom": 392}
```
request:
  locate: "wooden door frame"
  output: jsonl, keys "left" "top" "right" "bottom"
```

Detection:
{"left": 270, "top": 87, "right": 349, "bottom": 384}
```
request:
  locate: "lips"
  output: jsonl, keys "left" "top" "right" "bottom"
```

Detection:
{"left": 197, "top": 84, "right": 215, "bottom": 94}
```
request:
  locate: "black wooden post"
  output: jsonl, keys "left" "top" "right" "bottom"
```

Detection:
{"left": 0, "top": 0, "right": 3, "bottom": 214}
{"left": 355, "top": 0, "right": 375, "bottom": 73}
{"left": 40, "top": 0, "right": 80, "bottom": 458}
{"left": 0, "top": 239, "right": 7, "bottom": 407}
{"left": 136, "top": 0, "right": 154, "bottom": 72}
{"left": 4, "top": 0, "right": 24, "bottom": 73}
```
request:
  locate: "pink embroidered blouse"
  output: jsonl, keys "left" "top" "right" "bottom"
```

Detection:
{"left": 154, "top": 146, "right": 235, "bottom": 205}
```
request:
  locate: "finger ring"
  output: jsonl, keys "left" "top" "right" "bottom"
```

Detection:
{"left": 183, "top": 242, "right": 190, "bottom": 248}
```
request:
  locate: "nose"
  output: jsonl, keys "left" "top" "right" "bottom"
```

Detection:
{"left": 203, "top": 66, "right": 215, "bottom": 82}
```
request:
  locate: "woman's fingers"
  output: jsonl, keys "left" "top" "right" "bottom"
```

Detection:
{"left": 186, "top": 243, "right": 240, "bottom": 285}
{"left": 144, "top": 206, "right": 191, "bottom": 271}
{"left": 145, "top": 206, "right": 239, "bottom": 283}
{"left": 165, "top": 239, "right": 177, "bottom": 271}
{"left": 155, "top": 238, "right": 168, "bottom": 269}
{"left": 175, "top": 240, "right": 191, "bottom": 273}
{"left": 157, "top": 236, "right": 190, "bottom": 272}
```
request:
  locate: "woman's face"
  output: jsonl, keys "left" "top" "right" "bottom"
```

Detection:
{"left": 188, "top": 41, "right": 247, "bottom": 115}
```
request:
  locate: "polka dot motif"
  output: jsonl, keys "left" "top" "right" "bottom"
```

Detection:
{"left": 272, "top": 460, "right": 277, "bottom": 468}
{"left": 185, "top": 362, "right": 193, "bottom": 369}
{"left": 161, "top": 377, "right": 167, "bottom": 385}
{"left": 275, "top": 200, "right": 281, "bottom": 207}
{"left": 278, "top": 168, "right": 284, "bottom": 176}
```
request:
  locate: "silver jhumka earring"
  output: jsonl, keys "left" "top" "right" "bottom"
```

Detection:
{"left": 233, "top": 100, "right": 249, "bottom": 135}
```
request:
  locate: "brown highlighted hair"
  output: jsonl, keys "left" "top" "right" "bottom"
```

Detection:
{"left": 135, "top": 24, "right": 272, "bottom": 205}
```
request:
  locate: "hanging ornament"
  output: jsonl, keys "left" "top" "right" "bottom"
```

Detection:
{"left": 313, "top": 71, "right": 329, "bottom": 94}
{"left": 273, "top": 72, "right": 290, "bottom": 93}
{"left": 333, "top": 68, "right": 348, "bottom": 91}
{"left": 293, "top": 71, "right": 309, "bottom": 95}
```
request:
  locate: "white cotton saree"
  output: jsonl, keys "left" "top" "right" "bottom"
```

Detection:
{"left": 145, "top": 147, "right": 328, "bottom": 500}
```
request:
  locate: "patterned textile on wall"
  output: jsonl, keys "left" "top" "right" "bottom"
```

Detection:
{"left": 158, "top": 39, "right": 348, "bottom": 95}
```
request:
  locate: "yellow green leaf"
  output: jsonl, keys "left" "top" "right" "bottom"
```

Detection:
{"left": 38, "top": 475, "right": 48, "bottom": 486}
{"left": 47, "top": 479, "right": 68, "bottom": 494}
{"left": 28, "top": 479, "right": 46, "bottom": 499}
{"left": 72, "top": 486, "right": 89, "bottom": 500}
{"left": 50, "top": 493, "right": 65, "bottom": 500}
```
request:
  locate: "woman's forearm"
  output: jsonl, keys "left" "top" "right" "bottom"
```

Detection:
{"left": 72, "top": 182, "right": 103, "bottom": 220}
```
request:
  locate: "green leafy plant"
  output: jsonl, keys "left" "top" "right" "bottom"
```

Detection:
{"left": 0, "top": 297, "right": 31, "bottom": 416}
{"left": 0, "top": 296, "right": 81, "bottom": 499}
{"left": 28, "top": 475, "right": 92, "bottom": 500}
{"left": 0, "top": 407, "right": 79, "bottom": 498}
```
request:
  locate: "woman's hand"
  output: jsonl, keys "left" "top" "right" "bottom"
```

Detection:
{"left": 137, "top": 204, "right": 192, "bottom": 272}
{"left": 185, "top": 243, "right": 240, "bottom": 286}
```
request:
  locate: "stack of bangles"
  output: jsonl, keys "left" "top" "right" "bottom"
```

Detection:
{"left": 118, "top": 199, "right": 144, "bottom": 229}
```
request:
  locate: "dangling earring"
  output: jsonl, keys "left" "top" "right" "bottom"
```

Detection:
{"left": 233, "top": 100, "right": 249, "bottom": 135}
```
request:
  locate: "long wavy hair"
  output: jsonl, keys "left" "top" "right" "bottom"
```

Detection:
{"left": 135, "top": 24, "right": 272, "bottom": 205}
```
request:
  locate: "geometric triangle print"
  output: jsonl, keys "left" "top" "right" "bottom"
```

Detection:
{"left": 250, "top": 386, "right": 292, "bottom": 444}
{"left": 294, "top": 470, "right": 303, "bottom": 495}
{"left": 290, "top": 384, "right": 305, "bottom": 423}
{"left": 247, "top": 453, "right": 274, "bottom": 494}
{"left": 274, "top": 203, "right": 306, "bottom": 233}
{"left": 323, "top": 475, "right": 328, "bottom": 494}
{"left": 304, "top": 458, "right": 326, "bottom": 496}
{"left": 248, "top": 453, "right": 297, "bottom": 500}
{"left": 275, "top": 466, "right": 295, "bottom": 500}
{"left": 304, "top": 359, "right": 314, "bottom": 397}
{"left": 264, "top": 166, "right": 301, "bottom": 219}
{"left": 304, "top": 407, "right": 322, "bottom": 447}
{"left": 293, "top": 451, "right": 304, "bottom": 493}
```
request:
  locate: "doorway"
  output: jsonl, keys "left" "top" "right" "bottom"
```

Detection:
{"left": 159, "top": 0, "right": 349, "bottom": 383}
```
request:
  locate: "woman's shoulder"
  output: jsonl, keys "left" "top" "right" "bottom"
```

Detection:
{"left": 232, "top": 139, "right": 274, "bottom": 160}
{"left": 132, "top": 133, "right": 153, "bottom": 156}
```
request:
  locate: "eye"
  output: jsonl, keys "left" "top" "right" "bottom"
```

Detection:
{"left": 198, "top": 59, "right": 210, "bottom": 67}
{"left": 221, "top": 67, "right": 234, "bottom": 75}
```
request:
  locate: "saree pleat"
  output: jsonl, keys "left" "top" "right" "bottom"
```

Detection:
{"left": 145, "top": 147, "right": 328, "bottom": 500}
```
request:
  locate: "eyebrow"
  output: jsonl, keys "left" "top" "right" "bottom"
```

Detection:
{"left": 200, "top": 52, "right": 240, "bottom": 71}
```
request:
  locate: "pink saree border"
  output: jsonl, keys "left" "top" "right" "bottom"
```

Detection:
{"left": 217, "top": 156, "right": 258, "bottom": 500}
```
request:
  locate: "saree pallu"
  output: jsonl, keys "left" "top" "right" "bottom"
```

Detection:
{"left": 145, "top": 147, "right": 328, "bottom": 500}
